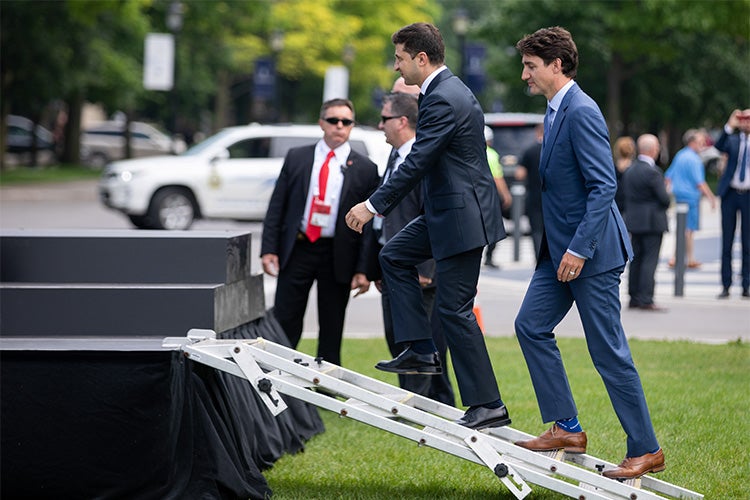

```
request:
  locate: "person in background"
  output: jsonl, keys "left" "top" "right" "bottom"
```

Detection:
{"left": 484, "top": 125, "right": 513, "bottom": 268}
{"left": 260, "top": 98, "right": 380, "bottom": 366}
{"left": 513, "top": 26, "right": 665, "bottom": 480}
{"left": 613, "top": 136, "right": 636, "bottom": 217}
{"left": 346, "top": 22, "right": 511, "bottom": 431}
{"left": 369, "top": 91, "right": 454, "bottom": 405}
{"left": 665, "top": 129, "right": 717, "bottom": 269}
{"left": 622, "top": 134, "right": 671, "bottom": 311}
{"left": 714, "top": 108, "right": 750, "bottom": 299}
{"left": 515, "top": 123, "right": 545, "bottom": 260}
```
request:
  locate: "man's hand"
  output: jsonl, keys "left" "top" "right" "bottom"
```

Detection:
{"left": 557, "top": 251, "right": 585, "bottom": 282}
{"left": 261, "top": 253, "right": 279, "bottom": 277}
{"left": 351, "top": 273, "right": 370, "bottom": 297}
{"left": 346, "top": 202, "right": 375, "bottom": 233}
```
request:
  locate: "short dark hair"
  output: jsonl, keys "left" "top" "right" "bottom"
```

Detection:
{"left": 391, "top": 23, "right": 445, "bottom": 65}
{"left": 320, "top": 98, "right": 355, "bottom": 119}
{"left": 516, "top": 26, "right": 578, "bottom": 79}
{"left": 383, "top": 92, "right": 419, "bottom": 129}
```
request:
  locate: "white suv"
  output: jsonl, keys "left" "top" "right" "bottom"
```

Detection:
{"left": 99, "top": 123, "right": 390, "bottom": 229}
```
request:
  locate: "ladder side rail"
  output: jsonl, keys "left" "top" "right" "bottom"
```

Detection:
{"left": 251, "top": 368, "right": 624, "bottom": 500}
{"left": 183, "top": 339, "right": 695, "bottom": 500}
{"left": 249, "top": 338, "right": 450, "bottom": 413}
{"left": 243, "top": 342, "right": 663, "bottom": 500}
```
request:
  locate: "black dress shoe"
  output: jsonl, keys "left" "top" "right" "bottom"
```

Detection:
{"left": 375, "top": 348, "right": 442, "bottom": 375}
{"left": 455, "top": 404, "right": 511, "bottom": 430}
{"left": 718, "top": 288, "right": 730, "bottom": 299}
{"left": 743, "top": 288, "right": 749, "bottom": 298}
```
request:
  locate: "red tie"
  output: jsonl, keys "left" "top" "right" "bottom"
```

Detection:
{"left": 306, "top": 149, "right": 335, "bottom": 242}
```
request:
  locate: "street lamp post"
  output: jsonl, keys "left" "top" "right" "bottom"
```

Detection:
{"left": 452, "top": 8, "right": 469, "bottom": 81}
{"left": 270, "top": 30, "right": 285, "bottom": 122}
{"left": 166, "top": 1, "right": 184, "bottom": 135}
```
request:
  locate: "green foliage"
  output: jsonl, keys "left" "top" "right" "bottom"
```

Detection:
{"left": 473, "top": 0, "right": 750, "bottom": 142}
{"left": 265, "top": 337, "right": 749, "bottom": 499}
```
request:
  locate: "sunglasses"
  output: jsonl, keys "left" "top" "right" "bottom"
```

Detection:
{"left": 380, "top": 115, "right": 404, "bottom": 123}
{"left": 323, "top": 117, "right": 354, "bottom": 126}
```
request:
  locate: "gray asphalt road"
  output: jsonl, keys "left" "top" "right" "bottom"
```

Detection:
{"left": 1, "top": 179, "right": 748, "bottom": 343}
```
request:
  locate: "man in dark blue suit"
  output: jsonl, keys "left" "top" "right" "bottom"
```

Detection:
{"left": 714, "top": 108, "right": 750, "bottom": 299}
{"left": 346, "top": 23, "right": 509, "bottom": 430}
{"left": 512, "top": 27, "right": 664, "bottom": 480}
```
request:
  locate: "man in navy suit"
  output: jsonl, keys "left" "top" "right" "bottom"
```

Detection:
{"left": 261, "top": 98, "right": 380, "bottom": 366}
{"left": 512, "top": 27, "right": 664, "bottom": 480}
{"left": 346, "top": 23, "right": 510, "bottom": 430}
{"left": 714, "top": 108, "right": 750, "bottom": 299}
{"left": 369, "top": 91, "right": 455, "bottom": 406}
{"left": 622, "top": 134, "right": 671, "bottom": 311}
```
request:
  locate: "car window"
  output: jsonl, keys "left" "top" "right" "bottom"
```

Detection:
{"left": 227, "top": 138, "right": 272, "bottom": 159}
{"left": 490, "top": 125, "right": 538, "bottom": 160}
{"left": 270, "top": 137, "right": 318, "bottom": 157}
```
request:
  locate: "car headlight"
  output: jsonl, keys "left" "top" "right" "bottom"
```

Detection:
{"left": 120, "top": 170, "right": 134, "bottom": 182}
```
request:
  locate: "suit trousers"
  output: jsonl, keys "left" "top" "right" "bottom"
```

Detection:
{"left": 274, "top": 237, "right": 351, "bottom": 366}
{"left": 720, "top": 189, "right": 750, "bottom": 290}
{"left": 379, "top": 216, "right": 501, "bottom": 407}
{"left": 514, "top": 258, "right": 659, "bottom": 457}
{"left": 381, "top": 283, "right": 455, "bottom": 406}
{"left": 628, "top": 232, "right": 664, "bottom": 306}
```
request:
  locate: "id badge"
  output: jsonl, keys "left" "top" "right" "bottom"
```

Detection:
{"left": 310, "top": 198, "right": 332, "bottom": 228}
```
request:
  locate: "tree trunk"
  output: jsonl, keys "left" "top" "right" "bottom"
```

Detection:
{"left": 63, "top": 93, "right": 83, "bottom": 164}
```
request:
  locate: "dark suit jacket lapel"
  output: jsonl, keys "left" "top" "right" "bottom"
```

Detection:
{"left": 299, "top": 145, "right": 316, "bottom": 199}
{"left": 423, "top": 69, "right": 453, "bottom": 98}
{"left": 539, "top": 82, "right": 580, "bottom": 180}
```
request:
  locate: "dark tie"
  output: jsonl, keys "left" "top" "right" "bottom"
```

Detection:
{"left": 383, "top": 148, "right": 398, "bottom": 183}
{"left": 740, "top": 135, "right": 748, "bottom": 182}
{"left": 306, "top": 149, "right": 335, "bottom": 242}
{"left": 418, "top": 93, "right": 423, "bottom": 107}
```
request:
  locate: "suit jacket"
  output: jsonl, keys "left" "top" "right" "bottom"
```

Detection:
{"left": 520, "top": 141, "right": 543, "bottom": 215}
{"left": 261, "top": 144, "right": 380, "bottom": 283}
{"left": 368, "top": 69, "right": 505, "bottom": 260}
{"left": 621, "top": 159, "right": 670, "bottom": 234}
{"left": 366, "top": 151, "right": 435, "bottom": 282}
{"left": 715, "top": 130, "right": 746, "bottom": 197}
{"left": 539, "top": 82, "right": 633, "bottom": 276}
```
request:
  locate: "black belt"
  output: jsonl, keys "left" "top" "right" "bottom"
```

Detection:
{"left": 296, "top": 231, "right": 333, "bottom": 242}
{"left": 731, "top": 187, "right": 750, "bottom": 194}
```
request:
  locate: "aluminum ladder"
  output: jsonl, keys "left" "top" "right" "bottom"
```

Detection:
{"left": 163, "top": 331, "right": 703, "bottom": 500}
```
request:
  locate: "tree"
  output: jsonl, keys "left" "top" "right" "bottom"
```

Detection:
{"left": 472, "top": 0, "right": 750, "bottom": 156}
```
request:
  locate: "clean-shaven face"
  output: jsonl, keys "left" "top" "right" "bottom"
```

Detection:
{"left": 521, "top": 55, "right": 557, "bottom": 100}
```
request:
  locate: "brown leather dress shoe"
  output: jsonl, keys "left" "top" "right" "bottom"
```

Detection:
{"left": 514, "top": 424, "right": 587, "bottom": 453}
{"left": 602, "top": 448, "right": 666, "bottom": 479}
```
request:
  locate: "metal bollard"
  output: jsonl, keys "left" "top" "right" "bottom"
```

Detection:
{"left": 674, "top": 203, "right": 688, "bottom": 297}
{"left": 510, "top": 184, "right": 526, "bottom": 262}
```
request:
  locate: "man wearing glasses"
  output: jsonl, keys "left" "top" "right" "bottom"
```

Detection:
{"left": 368, "top": 91, "right": 455, "bottom": 406}
{"left": 261, "top": 98, "right": 380, "bottom": 366}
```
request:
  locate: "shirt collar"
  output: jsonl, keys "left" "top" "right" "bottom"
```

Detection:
{"left": 396, "top": 137, "right": 416, "bottom": 160}
{"left": 547, "top": 79, "right": 576, "bottom": 113}
{"left": 420, "top": 66, "right": 448, "bottom": 96}
{"left": 637, "top": 154, "right": 656, "bottom": 167}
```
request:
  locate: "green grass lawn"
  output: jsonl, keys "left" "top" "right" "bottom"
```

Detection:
{"left": 264, "top": 337, "right": 749, "bottom": 499}
{"left": 0, "top": 164, "right": 99, "bottom": 185}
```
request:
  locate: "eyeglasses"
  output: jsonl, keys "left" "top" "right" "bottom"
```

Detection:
{"left": 323, "top": 117, "right": 354, "bottom": 126}
{"left": 380, "top": 115, "right": 404, "bottom": 123}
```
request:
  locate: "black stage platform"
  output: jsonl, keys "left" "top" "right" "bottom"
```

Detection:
{"left": 0, "top": 230, "right": 324, "bottom": 499}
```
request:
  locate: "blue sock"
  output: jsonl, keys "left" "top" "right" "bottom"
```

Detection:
{"left": 409, "top": 339, "right": 437, "bottom": 354}
{"left": 556, "top": 416, "right": 583, "bottom": 433}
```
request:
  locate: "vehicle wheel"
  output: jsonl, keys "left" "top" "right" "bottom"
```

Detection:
{"left": 127, "top": 214, "right": 150, "bottom": 229}
{"left": 87, "top": 152, "right": 109, "bottom": 169}
{"left": 147, "top": 187, "right": 196, "bottom": 230}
